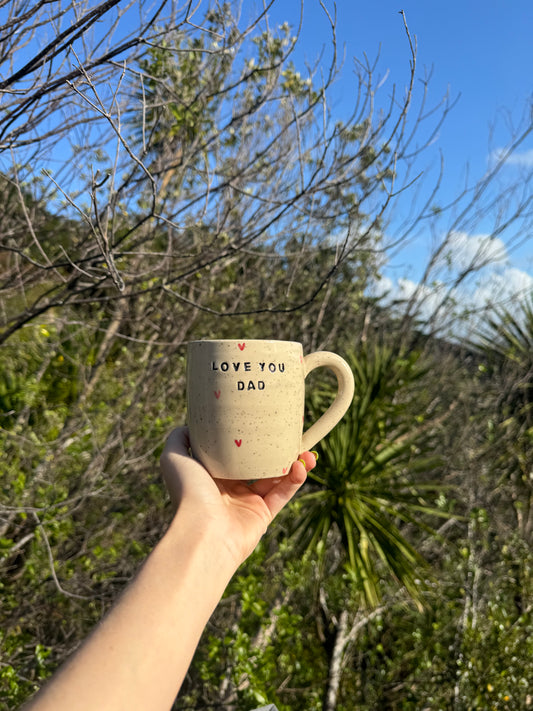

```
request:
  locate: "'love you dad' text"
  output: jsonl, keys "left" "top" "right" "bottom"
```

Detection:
{"left": 210, "top": 360, "right": 286, "bottom": 391}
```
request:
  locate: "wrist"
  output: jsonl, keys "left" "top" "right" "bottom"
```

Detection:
{"left": 162, "top": 508, "right": 240, "bottom": 582}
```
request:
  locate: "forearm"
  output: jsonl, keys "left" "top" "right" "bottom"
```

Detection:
{"left": 24, "top": 426, "right": 312, "bottom": 711}
{"left": 25, "top": 513, "right": 237, "bottom": 711}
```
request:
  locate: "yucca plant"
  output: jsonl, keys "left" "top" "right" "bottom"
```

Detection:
{"left": 472, "top": 295, "right": 533, "bottom": 540}
{"left": 474, "top": 295, "right": 533, "bottom": 427}
{"left": 291, "top": 342, "right": 448, "bottom": 608}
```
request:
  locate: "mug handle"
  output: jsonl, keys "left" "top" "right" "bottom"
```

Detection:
{"left": 301, "top": 351, "right": 355, "bottom": 452}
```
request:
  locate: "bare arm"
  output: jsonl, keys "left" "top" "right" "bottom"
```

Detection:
{"left": 24, "top": 427, "right": 315, "bottom": 711}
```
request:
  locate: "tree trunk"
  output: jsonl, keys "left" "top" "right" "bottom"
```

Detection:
{"left": 323, "top": 609, "right": 349, "bottom": 711}
{"left": 323, "top": 606, "right": 386, "bottom": 711}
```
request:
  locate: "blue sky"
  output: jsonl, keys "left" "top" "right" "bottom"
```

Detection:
{"left": 305, "top": 1, "right": 533, "bottom": 174}
{"left": 265, "top": 0, "right": 533, "bottom": 327}
{"left": 265, "top": 0, "right": 533, "bottom": 197}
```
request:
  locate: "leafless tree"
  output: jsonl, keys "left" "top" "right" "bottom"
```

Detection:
{"left": 0, "top": 1, "right": 443, "bottom": 349}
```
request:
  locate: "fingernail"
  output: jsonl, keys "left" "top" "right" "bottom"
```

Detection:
{"left": 311, "top": 450, "right": 319, "bottom": 461}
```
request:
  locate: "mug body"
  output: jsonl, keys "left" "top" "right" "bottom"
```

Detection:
{"left": 187, "top": 339, "right": 304, "bottom": 479}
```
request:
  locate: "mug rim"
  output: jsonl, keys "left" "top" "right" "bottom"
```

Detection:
{"left": 187, "top": 339, "right": 302, "bottom": 346}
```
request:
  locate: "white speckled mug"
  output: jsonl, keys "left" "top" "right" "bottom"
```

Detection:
{"left": 186, "top": 339, "right": 355, "bottom": 480}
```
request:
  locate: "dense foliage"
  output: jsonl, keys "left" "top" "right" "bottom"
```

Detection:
{"left": 1, "top": 2, "right": 533, "bottom": 710}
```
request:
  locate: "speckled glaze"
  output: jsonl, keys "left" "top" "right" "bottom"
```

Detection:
{"left": 186, "top": 339, "right": 355, "bottom": 480}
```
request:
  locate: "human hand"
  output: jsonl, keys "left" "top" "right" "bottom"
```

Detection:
{"left": 160, "top": 427, "right": 316, "bottom": 566}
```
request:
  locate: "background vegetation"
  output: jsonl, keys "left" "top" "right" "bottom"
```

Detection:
{"left": 1, "top": 2, "right": 532, "bottom": 709}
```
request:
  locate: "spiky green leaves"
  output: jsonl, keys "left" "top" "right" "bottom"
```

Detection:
{"left": 290, "top": 343, "right": 449, "bottom": 608}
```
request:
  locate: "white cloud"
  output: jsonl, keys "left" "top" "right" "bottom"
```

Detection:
{"left": 369, "top": 274, "right": 393, "bottom": 298}
{"left": 474, "top": 266, "right": 533, "bottom": 307}
{"left": 373, "top": 226, "right": 533, "bottom": 338}
{"left": 374, "top": 264, "right": 533, "bottom": 337}
{"left": 396, "top": 278, "right": 447, "bottom": 310}
{"left": 490, "top": 147, "right": 533, "bottom": 168}
{"left": 394, "top": 277, "right": 455, "bottom": 326}
{"left": 437, "top": 231, "right": 508, "bottom": 273}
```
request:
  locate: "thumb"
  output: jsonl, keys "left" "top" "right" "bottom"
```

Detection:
{"left": 262, "top": 457, "right": 309, "bottom": 520}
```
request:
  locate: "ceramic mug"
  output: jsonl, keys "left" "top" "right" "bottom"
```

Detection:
{"left": 186, "top": 339, "right": 355, "bottom": 480}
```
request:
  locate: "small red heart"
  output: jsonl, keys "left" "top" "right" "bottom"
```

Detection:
{"left": 238, "top": 342, "right": 246, "bottom": 351}
{"left": 214, "top": 390, "right": 221, "bottom": 399}
{"left": 234, "top": 439, "right": 242, "bottom": 447}
{"left": 282, "top": 467, "right": 288, "bottom": 474}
